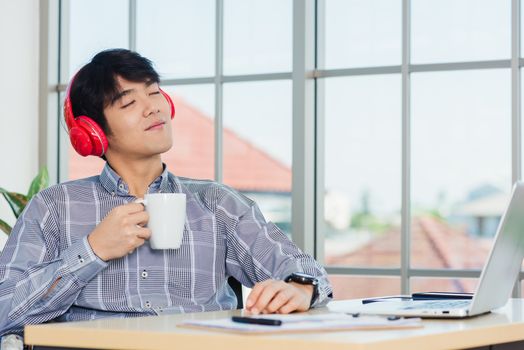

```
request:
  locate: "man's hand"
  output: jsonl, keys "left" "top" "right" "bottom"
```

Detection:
{"left": 245, "top": 279, "right": 313, "bottom": 315}
{"left": 88, "top": 203, "right": 151, "bottom": 261}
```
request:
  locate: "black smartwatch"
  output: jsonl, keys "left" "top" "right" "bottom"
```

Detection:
{"left": 284, "top": 272, "right": 319, "bottom": 308}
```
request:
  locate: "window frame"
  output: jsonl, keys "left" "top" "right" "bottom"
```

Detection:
{"left": 40, "top": 0, "right": 523, "bottom": 296}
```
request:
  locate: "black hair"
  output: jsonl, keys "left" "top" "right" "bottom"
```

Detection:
{"left": 69, "top": 49, "right": 160, "bottom": 135}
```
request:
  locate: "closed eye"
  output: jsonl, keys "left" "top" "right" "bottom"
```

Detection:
{"left": 121, "top": 100, "right": 135, "bottom": 109}
{"left": 149, "top": 91, "right": 161, "bottom": 96}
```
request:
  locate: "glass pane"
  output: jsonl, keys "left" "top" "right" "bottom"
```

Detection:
{"left": 136, "top": 0, "right": 215, "bottom": 78}
{"left": 322, "top": 0, "right": 401, "bottom": 69}
{"left": 67, "top": 0, "right": 129, "bottom": 78}
{"left": 329, "top": 275, "right": 400, "bottom": 300}
{"left": 224, "top": 0, "right": 292, "bottom": 75}
{"left": 162, "top": 85, "right": 215, "bottom": 180}
{"left": 411, "top": 70, "right": 511, "bottom": 269}
{"left": 223, "top": 81, "right": 292, "bottom": 234}
{"left": 322, "top": 75, "right": 401, "bottom": 268}
{"left": 411, "top": 0, "right": 510, "bottom": 64}
{"left": 411, "top": 278, "right": 477, "bottom": 294}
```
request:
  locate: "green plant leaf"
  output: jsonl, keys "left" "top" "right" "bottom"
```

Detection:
{"left": 0, "top": 218, "right": 12, "bottom": 235}
{"left": 0, "top": 188, "right": 28, "bottom": 219}
{"left": 27, "top": 167, "right": 49, "bottom": 199}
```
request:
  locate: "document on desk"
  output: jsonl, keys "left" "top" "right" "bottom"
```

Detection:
{"left": 178, "top": 314, "right": 423, "bottom": 334}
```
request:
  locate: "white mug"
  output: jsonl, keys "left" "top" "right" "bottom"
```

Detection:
{"left": 136, "top": 193, "right": 186, "bottom": 249}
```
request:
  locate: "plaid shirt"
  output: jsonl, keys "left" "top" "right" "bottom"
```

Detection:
{"left": 0, "top": 164, "right": 332, "bottom": 336}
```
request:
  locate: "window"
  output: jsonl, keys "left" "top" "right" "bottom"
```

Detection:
{"left": 411, "top": 0, "right": 510, "bottom": 64}
{"left": 136, "top": 0, "right": 215, "bottom": 78}
{"left": 224, "top": 0, "right": 291, "bottom": 74}
{"left": 318, "top": 0, "right": 520, "bottom": 296}
{"left": 322, "top": 0, "right": 401, "bottom": 69}
{"left": 67, "top": 0, "right": 129, "bottom": 77}
{"left": 58, "top": 0, "right": 293, "bottom": 236}
{"left": 329, "top": 275, "right": 400, "bottom": 300}
{"left": 411, "top": 69, "right": 510, "bottom": 269}
{"left": 161, "top": 84, "right": 215, "bottom": 180}
{"left": 51, "top": 0, "right": 522, "bottom": 297}
{"left": 223, "top": 81, "right": 292, "bottom": 234}
{"left": 322, "top": 74, "right": 401, "bottom": 268}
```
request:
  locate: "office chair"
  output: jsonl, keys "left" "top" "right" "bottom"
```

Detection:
{"left": 227, "top": 276, "right": 243, "bottom": 309}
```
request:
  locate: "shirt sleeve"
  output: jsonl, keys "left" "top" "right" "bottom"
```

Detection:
{"left": 0, "top": 195, "right": 107, "bottom": 336}
{"left": 221, "top": 189, "right": 333, "bottom": 308}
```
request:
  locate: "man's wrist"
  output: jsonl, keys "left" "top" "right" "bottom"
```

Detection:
{"left": 289, "top": 282, "right": 314, "bottom": 302}
{"left": 87, "top": 234, "right": 108, "bottom": 262}
{"left": 284, "top": 273, "right": 319, "bottom": 308}
{"left": 61, "top": 237, "right": 108, "bottom": 283}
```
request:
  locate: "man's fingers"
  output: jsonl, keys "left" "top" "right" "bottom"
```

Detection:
{"left": 121, "top": 211, "right": 149, "bottom": 231}
{"left": 130, "top": 210, "right": 149, "bottom": 226}
{"left": 120, "top": 202, "right": 147, "bottom": 215}
{"left": 133, "top": 237, "right": 146, "bottom": 249}
{"left": 276, "top": 295, "right": 302, "bottom": 314}
{"left": 135, "top": 227, "right": 152, "bottom": 240}
{"left": 246, "top": 279, "right": 273, "bottom": 310}
{"left": 250, "top": 281, "right": 287, "bottom": 315}
{"left": 263, "top": 289, "right": 292, "bottom": 314}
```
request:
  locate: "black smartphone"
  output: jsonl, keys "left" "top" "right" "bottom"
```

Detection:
{"left": 411, "top": 292, "right": 473, "bottom": 300}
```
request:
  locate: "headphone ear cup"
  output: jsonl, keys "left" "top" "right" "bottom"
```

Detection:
{"left": 64, "top": 95, "right": 93, "bottom": 156}
{"left": 69, "top": 125, "right": 94, "bottom": 157}
{"left": 159, "top": 88, "right": 175, "bottom": 119}
{"left": 75, "top": 116, "right": 109, "bottom": 157}
{"left": 64, "top": 75, "right": 108, "bottom": 157}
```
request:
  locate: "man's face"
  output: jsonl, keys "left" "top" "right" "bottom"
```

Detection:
{"left": 103, "top": 76, "right": 173, "bottom": 160}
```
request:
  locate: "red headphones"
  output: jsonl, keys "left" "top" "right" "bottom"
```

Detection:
{"left": 64, "top": 77, "right": 176, "bottom": 157}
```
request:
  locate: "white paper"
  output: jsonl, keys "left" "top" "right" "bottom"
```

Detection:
{"left": 179, "top": 313, "right": 422, "bottom": 334}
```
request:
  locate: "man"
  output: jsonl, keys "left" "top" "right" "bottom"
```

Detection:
{"left": 0, "top": 49, "right": 332, "bottom": 337}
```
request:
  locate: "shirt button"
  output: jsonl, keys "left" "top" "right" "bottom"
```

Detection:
{"left": 78, "top": 255, "right": 84, "bottom": 263}
{"left": 118, "top": 184, "right": 125, "bottom": 190}
{"left": 141, "top": 271, "right": 148, "bottom": 279}
{"left": 145, "top": 301, "right": 152, "bottom": 308}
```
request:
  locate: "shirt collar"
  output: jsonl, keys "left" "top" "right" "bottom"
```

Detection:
{"left": 99, "top": 163, "right": 170, "bottom": 196}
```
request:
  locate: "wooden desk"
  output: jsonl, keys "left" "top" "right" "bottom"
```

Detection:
{"left": 24, "top": 299, "right": 524, "bottom": 350}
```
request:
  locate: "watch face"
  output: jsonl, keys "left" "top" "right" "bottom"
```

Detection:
{"left": 294, "top": 272, "right": 312, "bottom": 281}
{"left": 288, "top": 272, "right": 318, "bottom": 285}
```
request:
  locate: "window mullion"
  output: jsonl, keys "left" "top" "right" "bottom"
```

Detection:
{"left": 215, "top": 0, "right": 224, "bottom": 183}
{"left": 401, "top": 0, "right": 412, "bottom": 295}
{"left": 292, "top": 0, "right": 316, "bottom": 255}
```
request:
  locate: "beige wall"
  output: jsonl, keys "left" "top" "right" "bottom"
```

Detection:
{"left": 0, "top": 0, "right": 40, "bottom": 248}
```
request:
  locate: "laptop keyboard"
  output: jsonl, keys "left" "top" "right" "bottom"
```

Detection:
{"left": 402, "top": 300, "right": 471, "bottom": 310}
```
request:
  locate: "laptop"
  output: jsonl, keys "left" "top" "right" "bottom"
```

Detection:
{"left": 343, "top": 181, "right": 524, "bottom": 318}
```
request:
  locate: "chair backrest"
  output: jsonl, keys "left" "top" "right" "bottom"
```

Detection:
{"left": 227, "top": 277, "right": 243, "bottom": 309}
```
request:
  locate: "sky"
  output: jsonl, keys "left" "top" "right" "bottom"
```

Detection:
{"left": 67, "top": 0, "right": 516, "bottom": 219}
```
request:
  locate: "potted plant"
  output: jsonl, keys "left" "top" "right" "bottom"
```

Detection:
{"left": 0, "top": 167, "right": 49, "bottom": 235}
